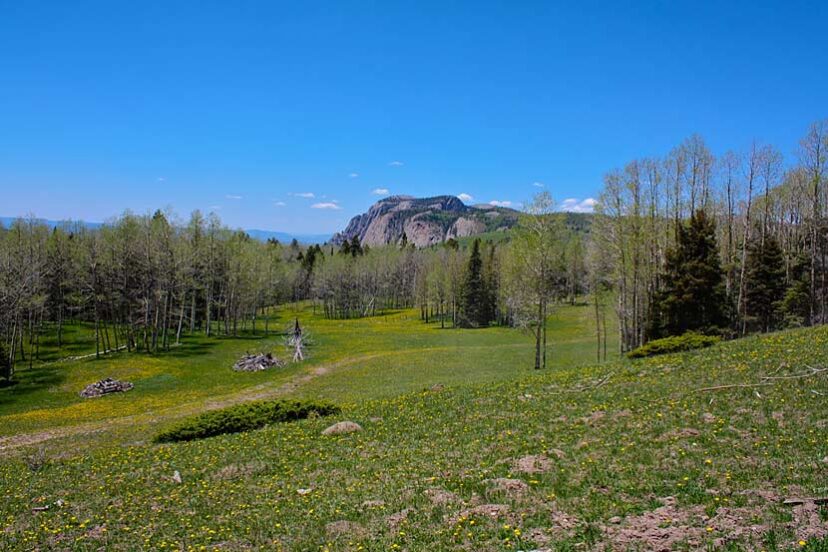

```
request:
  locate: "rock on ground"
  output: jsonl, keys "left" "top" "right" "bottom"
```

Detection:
{"left": 322, "top": 421, "right": 363, "bottom": 435}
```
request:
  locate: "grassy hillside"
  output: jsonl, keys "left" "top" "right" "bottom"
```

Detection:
{"left": 0, "top": 301, "right": 612, "bottom": 442}
{"left": 2, "top": 307, "right": 828, "bottom": 550}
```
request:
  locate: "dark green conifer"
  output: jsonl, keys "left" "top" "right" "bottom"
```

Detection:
{"left": 648, "top": 210, "right": 728, "bottom": 338}
{"left": 460, "top": 239, "right": 489, "bottom": 327}
{"left": 744, "top": 235, "right": 786, "bottom": 332}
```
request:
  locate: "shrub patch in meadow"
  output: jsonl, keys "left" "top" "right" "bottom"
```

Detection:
{"left": 627, "top": 332, "right": 721, "bottom": 358}
{"left": 153, "top": 399, "right": 339, "bottom": 442}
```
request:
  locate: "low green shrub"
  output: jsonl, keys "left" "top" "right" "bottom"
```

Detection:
{"left": 154, "top": 399, "right": 340, "bottom": 443}
{"left": 627, "top": 332, "right": 721, "bottom": 359}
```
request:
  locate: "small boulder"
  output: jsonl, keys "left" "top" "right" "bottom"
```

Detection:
{"left": 322, "top": 421, "right": 363, "bottom": 436}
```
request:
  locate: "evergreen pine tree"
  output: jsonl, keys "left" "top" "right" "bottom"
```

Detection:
{"left": 349, "top": 236, "right": 363, "bottom": 257}
{"left": 459, "top": 239, "right": 488, "bottom": 327}
{"left": 339, "top": 239, "right": 351, "bottom": 256}
{"left": 482, "top": 242, "right": 499, "bottom": 324}
{"left": 648, "top": 210, "right": 728, "bottom": 338}
{"left": 781, "top": 252, "right": 812, "bottom": 327}
{"left": 743, "top": 235, "right": 786, "bottom": 332}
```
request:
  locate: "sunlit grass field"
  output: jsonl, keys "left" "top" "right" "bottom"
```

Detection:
{"left": 0, "top": 301, "right": 612, "bottom": 441}
{"left": 3, "top": 303, "right": 828, "bottom": 550}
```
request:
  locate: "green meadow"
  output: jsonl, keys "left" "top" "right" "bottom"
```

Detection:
{"left": 0, "top": 302, "right": 610, "bottom": 446}
{"left": 3, "top": 304, "right": 828, "bottom": 550}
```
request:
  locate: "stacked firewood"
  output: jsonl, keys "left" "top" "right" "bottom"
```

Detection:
{"left": 79, "top": 378, "right": 134, "bottom": 398}
{"left": 232, "top": 353, "right": 285, "bottom": 372}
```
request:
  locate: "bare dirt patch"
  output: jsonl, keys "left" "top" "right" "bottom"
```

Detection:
{"left": 386, "top": 508, "right": 413, "bottom": 531}
{"left": 549, "top": 508, "right": 580, "bottom": 535}
{"left": 424, "top": 487, "right": 462, "bottom": 505}
{"left": 581, "top": 410, "right": 606, "bottom": 425}
{"left": 325, "top": 520, "right": 367, "bottom": 540}
{"left": 660, "top": 427, "right": 701, "bottom": 440}
{"left": 514, "top": 454, "right": 553, "bottom": 474}
{"left": 790, "top": 501, "right": 828, "bottom": 542}
{"left": 600, "top": 495, "right": 783, "bottom": 551}
{"left": 486, "top": 478, "right": 529, "bottom": 497}
{"left": 600, "top": 496, "right": 708, "bottom": 551}
{"left": 449, "top": 504, "right": 510, "bottom": 524}
{"left": 212, "top": 461, "right": 266, "bottom": 481}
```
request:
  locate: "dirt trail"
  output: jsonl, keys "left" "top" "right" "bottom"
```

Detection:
{"left": 0, "top": 352, "right": 385, "bottom": 453}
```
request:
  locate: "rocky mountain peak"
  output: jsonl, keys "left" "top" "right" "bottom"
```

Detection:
{"left": 331, "top": 195, "right": 517, "bottom": 247}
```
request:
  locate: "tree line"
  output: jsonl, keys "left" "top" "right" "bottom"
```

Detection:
{"left": 5, "top": 119, "right": 822, "bottom": 381}
{"left": 593, "top": 119, "right": 827, "bottom": 352}
{"left": 0, "top": 201, "right": 593, "bottom": 380}
{"left": 0, "top": 210, "right": 306, "bottom": 381}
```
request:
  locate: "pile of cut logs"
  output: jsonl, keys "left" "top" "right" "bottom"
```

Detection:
{"left": 79, "top": 378, "right": 134, "bottom": 398}
{"left": 233, "top": 353, "right": 285, "bottom": 372}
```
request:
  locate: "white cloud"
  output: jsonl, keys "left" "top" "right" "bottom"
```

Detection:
{"left": 388, "top": 160, "right": 404, "bottom": 167}
{"left": 489, "top": 200, "right": 512, "bottom": 207}
{"left": 372, "top": 188, "right": 390, "bottom": 195}
{"left": 274, "top": 201, "right": 286, "bottom": 207}
{"left": 157, "top": 177, "right": 166, "bottom": 182}
{"left": 458, "top": 193, "right": 474, "bottom": 202}
{"left": 312, "top": 202, "right": 342, "bottom": 210}
{"left": 291, "top": 192, "right": 315, "bottom": 198}
{"left": 559, "top": 197, "right": 598, "bottom": 213}
{"left": 349, "top": 172, "right": 359, "bottom": 178}
{"left": 533, "top": 181, "right": 544, "bottom": 188}
{"left": 225, "top": 194, "right": 243, "bottom": 200}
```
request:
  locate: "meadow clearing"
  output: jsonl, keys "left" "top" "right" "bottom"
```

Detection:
{"left": 1, "top": 303, "right": 828, "bottom": 550}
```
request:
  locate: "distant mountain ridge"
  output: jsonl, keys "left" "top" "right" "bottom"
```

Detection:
{"left": 0, "top": 217, "right": 330, "bottom": 245}
{"left": 332, "top": 195, "right": 519, "bottom": 247}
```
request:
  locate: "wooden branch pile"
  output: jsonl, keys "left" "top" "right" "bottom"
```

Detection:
{"left": 232, "top": 353, "right": 285, "bottom": 372}
{"left": 79, "top": 377, "right": 134, "bottom": 398}
{"left": 693, "top": 365, "right": 828, "bottom": 393}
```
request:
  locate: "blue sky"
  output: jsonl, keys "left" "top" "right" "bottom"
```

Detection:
{"left": 1, "top": 1, "right": 826, "bottom": 234}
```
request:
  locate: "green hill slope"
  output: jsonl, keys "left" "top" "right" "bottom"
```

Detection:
{"left": 2, "top": 317, "right": 828, "bottom": 549}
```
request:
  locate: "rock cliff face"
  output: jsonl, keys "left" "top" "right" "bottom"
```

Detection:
{"left": 331, "top": 195, "right": 517, "bottom": 247}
